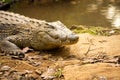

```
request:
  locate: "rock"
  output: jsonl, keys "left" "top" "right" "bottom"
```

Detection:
{"left": 24, "top": 70, "right": 33, "bottom": 74}
{"left": 0, "top": 71, "right": 3, "bottom": 75}
{"left": 28, "top": 61, "right": 41, "bottom": 67}
{"left": 0, "top": 66, "right": 11, "bottom": 71}
{"left": 35, "top": 69, "right": 42, "bottom": 75}
{"left": 41, "top": 68, "right": 56, "bottom": 79}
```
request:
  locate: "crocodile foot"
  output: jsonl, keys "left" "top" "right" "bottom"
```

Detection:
{"left": 0, "top": 40, "right": 25, "bottom": 59}
{"left": 5, "top": 50, "right": 25, "bottom": 59}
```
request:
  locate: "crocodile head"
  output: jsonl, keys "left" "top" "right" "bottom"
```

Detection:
{"left": 31, "top": 21, "right": 79, "bottom": 50}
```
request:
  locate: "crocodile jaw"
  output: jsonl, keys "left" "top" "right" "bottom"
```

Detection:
{"left": 30, "top": 21, "right": 79, "bottom": 50}
{"left": 42, "top": 21, "right": 79, "bottom": 45}
{"left": 47, "top": 21, "right": 79, "bottom": 45}
{"left": 62, "top": 34, "right": 79, "bottom": 45}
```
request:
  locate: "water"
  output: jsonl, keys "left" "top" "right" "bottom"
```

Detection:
{"left": 9, "top": 0, "right": 120, "bottom": 28}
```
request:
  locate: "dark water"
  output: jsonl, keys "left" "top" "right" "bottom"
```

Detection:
{"left": 9, "top": 0, "right": 120, "bottom": 28}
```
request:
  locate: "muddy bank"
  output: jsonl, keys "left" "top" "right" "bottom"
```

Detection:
{"left": 0, "top": 33, "right": 120, "bottom": 80}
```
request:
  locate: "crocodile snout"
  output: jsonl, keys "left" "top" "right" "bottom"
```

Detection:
{"left": 68, "top": 34, "right": 79, "bottom": 41}
{"left": 68, "top": 34, "right": 79, "bottom": 43}
{"left": 59, "top": 34, "right": 79, "bottom": 43}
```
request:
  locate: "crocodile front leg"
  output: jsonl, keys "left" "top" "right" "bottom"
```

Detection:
{"left": 0, "top": 35, "right": 27, "bottom": 58}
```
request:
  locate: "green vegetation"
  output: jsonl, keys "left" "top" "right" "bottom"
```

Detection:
{"left": 54, "top": 68, "right": 63, "bottom": 78}
{"left": 1, "top": 0, "right": 12, "bottom": 3}
{"left": 71, "top": 25, "right": 120, "bottom": 36}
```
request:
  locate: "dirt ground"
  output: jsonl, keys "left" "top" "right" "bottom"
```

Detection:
{"left": 0, "top": 33, "right": 120, "bottom": 80}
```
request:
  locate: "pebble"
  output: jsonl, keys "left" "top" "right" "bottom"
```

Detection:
{"left": 35, "top": 69, "right": 42, "bottom": 75}
{"left": 0, "top": 66, "right": 11, "bottom": 71}
{"left": 41, "top": 68, "right": 56, "bottom": 79}
{"left": 24, "top": 70, "right": 33, "bottom": 74}
{"left": 28, "top": 61, "right": 41, "bottom": 67}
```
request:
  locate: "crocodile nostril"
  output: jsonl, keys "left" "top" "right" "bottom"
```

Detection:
{"left": 68, "top": 34, "right": 79, "bottom": 42}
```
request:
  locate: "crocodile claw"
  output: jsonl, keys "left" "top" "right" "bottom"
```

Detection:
{"left": 4, "top": 50, "right": 25, "bottom": 59}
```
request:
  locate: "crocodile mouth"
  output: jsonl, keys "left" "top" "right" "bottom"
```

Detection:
{"left": 43, "top": 30, "right": 79, "bottom": 46}
{"left": 46, "top": 33, "right": 79, "bottom": 45}
{"left": 61, "top": 34, "right": 79, "bottom": 45}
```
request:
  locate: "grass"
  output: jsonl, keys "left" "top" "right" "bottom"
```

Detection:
{"left": 71, "top": 25, "right": 120, "bottom": 36}
{"left": 54, "top": 68, "right": 63, "bottom": 78}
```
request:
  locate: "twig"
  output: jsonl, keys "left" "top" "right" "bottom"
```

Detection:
{"left": 84, "top": 37, "right": 94, "bottom": 56}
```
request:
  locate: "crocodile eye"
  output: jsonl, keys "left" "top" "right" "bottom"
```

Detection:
{"left": 45, "top": 23, "right": 55, "bottom": 29}
{"left": 49, "top": 25, "right": 55, "bottom": 29}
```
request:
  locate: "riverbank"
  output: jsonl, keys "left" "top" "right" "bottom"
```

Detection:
{"left": 0, "top": 32, "right": 120, "bottom": 80}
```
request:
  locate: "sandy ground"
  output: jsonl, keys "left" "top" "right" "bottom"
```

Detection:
{"left": 0, "top": 33, "right": 120, "bottom": 80}
{"left": 69, "top": 33, "right": 120, "bottom": 57}
{"left": 63, "top": 33, "right": 120, "bottom": 80}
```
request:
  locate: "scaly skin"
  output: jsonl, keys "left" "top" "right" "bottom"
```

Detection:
{"left": 0, "top": 11, "right": 79, "bottom": 58}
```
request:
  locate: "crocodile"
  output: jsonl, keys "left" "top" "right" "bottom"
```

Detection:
{"left": 0, "top": 11, "right": 79, "bottom": 58}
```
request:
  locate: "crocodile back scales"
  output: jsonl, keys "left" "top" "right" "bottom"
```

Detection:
{"left": 0, "top": 11, "right": 45, "bottom": 40}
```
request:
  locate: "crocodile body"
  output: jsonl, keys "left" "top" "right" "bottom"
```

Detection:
{"left": 0, "top": 11, "right": 79, "bottom": 58}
